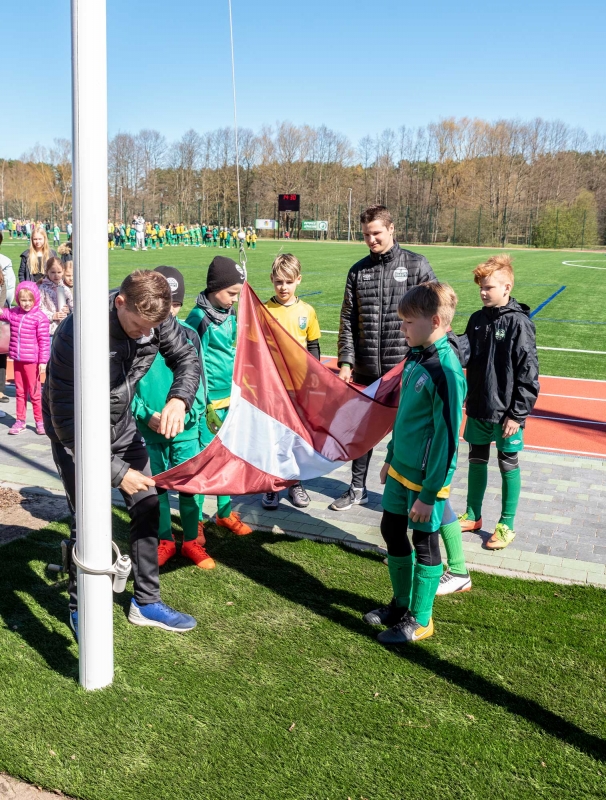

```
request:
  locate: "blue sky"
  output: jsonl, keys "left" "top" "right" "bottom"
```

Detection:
{"left": 6, "top": 0, "right": 606, "bottom": 158}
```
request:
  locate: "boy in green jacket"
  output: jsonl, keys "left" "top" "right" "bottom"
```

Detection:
{"left": 364, "top": 282, "right": 467, "bottom": 645}
{"left": 132, "top": 266, "right": 215, "bottom": 570}
{"left": 186, "top": 255, "right": 253, "bottom": 538}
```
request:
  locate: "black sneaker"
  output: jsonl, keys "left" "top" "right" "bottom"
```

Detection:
{"left": 363, "top": 598, "right": 406, "bottom": 626}
{"left": 329, "top": 486, "right": 368, "bottom": 511}
{"left": 262, "top": 491, "right": 280, "bottom": 510}
{"left": 377, "top": 610, "right": 434, "bottom": 645}
{"left": 288, "top": 483, "right": 310, "bottom": 508}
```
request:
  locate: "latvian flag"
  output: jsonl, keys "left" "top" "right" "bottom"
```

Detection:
{"left": 155, "top": 283, "right": 403, "bottom": 496}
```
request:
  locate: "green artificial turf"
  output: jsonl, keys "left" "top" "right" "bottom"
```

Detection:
{"left": 1, "top": 511, "right": 605, "bottom": 799}
{"left": 1, "top": 239, "right": 604, "bottom": 378}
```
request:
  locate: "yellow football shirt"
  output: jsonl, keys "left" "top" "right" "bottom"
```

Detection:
{"left": 264, "top": 297, "right": 321, "bottom": 348}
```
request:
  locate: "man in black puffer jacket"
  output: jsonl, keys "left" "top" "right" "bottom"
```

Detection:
{"left": 331, "top": 205, "right": 436, "bottom": 511}
{"left": 43, "top": 269, "right": 202, "bottom": 638}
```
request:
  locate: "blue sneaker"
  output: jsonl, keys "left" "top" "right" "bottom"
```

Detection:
{"left": 128, "top": 599, "right": 197, "bottom": 632}
{"left": 69, "top": 610, "right": 78, "bottom": 641}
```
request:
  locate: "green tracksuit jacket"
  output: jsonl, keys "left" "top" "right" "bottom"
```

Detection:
{"left": 185, "top": 291, "right": 236, "bottom": 404}
{"left": 131, "top": 320, "right": 206, "bottom": 444}
{"left": 386, "top": 334, "right": 467, "bottom": 505}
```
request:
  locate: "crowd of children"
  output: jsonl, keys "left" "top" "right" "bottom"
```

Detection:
{"left": 1, "top": 208, "right": 538, "bottom": 648}
{"left": 105, "top": 219, "right": 258, "bottom": 251}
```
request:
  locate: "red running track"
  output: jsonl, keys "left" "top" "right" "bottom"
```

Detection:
{"left": 321, "top": 359, "right": 606, "bottom": 460}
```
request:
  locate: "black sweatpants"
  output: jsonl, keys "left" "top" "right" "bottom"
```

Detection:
{"left": 350, "top": 372, "right": 378, "bottom": 489}
{"left": 51, "top": 417, "right": 161, "bottom": 611}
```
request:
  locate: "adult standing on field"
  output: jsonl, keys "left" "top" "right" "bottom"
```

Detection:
{"left": 134, "top": 214, "right": 146, "bottom": 251}
{"left": 330, "top": 204, "right": 437, "bottom": 511}
{"left": 19, "top": 225, "right": 57, "bottom": 284}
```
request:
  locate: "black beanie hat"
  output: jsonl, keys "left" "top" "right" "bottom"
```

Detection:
{"left": 206, "top": 256, "right": 246, "bottom": 294}
{"left": 154, "top": 266, "right": 185, "bottom": 305}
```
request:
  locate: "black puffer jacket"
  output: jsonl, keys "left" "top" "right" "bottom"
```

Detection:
{"left": 463, "top": 298, "right": 539, "bottom": 425}
{"left": 19, "top": 248, "right": 58, "bottom": 283}
{"left": 338, "top": 242, "right": 436, "bottom": 378}
{"left": 43, "top": 290, "right": 201, "bottom": 486}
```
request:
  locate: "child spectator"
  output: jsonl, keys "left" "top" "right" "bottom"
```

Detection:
{"left": 0, "top": 281, "right": 50, "bottom": 435}
{"left": 261, "top": 253, "right": 321, "bottom": 510}
{"left": 132, "top": 267, "right": 214, "bottom": 569}
{"left": 39, "top": 257, "right": 73, "bottom": 336}
{"left": 186, "top": 256, "right": 253, "bottom": 537}
{"left": 364, "top": 283, "right": 466, "bottom": 644}
{"left": 457, "top": 255, "right": 539, "bottom": 552}
{"left": 58, "top": 240, "right": 72, "bottom": 265}
{"left": 53, "top": 222, "right": 61, "bottom": 247}
{"left": 62, "top": 260, "right": 74, "bottom": 289}
{"left": 19, "top": 225, "right": 57, "bottom": 283}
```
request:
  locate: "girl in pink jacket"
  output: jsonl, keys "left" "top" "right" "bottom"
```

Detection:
{"left": 0, "top": 281, "right": 50, "bottom": 435}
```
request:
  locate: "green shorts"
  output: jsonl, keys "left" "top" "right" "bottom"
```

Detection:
{"left": 464, "top": 417, "right": 524, "bottom": 452}
{"left": 382, "top": 474, "right": 447, "bottom": 533}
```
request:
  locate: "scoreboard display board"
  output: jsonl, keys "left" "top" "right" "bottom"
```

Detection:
{"left": 278, "top": 193, "right": 300, "bottom": 212}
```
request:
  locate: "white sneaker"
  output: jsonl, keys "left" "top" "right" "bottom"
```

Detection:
{"left": 435, "top": 570, "right": 472, "bottom": 596}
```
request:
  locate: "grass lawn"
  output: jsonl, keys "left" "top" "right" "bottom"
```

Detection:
{"left": 1, "top": 510, "right": 605, "bottom": 800}
{"left": 1, "top": 238, "right": 604, "bottom": 378}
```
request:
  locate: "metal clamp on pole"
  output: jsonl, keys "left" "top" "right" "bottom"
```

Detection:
{"left": 72, "top": 542, "right": 132, "bottom": 594}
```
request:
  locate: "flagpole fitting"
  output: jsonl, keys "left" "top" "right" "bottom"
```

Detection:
{"left": 72, "top": 541, "right": 132, "bottom": 593}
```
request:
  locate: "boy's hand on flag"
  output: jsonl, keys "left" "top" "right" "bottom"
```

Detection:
{"left": 502, "top": 416, "right": 520, "bottom": 438}
{"left": 159, "top": 398, "right": 186, "bottom": 438}
{"left": 409, "top": 499, "right": 433, "bottom": 524}
{"left": 338, "top": 365, "right": 353, "bottom": 383}
{"left": 119, "top": 468, "right": 155, "bottom": 496}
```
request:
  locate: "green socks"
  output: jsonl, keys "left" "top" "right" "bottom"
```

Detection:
{"left": 180, "top": 494, "right": 202, "bottom": 542}
{"left": 410, "top": 563, "right": 443, "bottom": 626}
{"left": 387, "top": 553, "right": 415, "bottom": 609}
{"left": 500, "top": 467, "right": 521, "bottom": 528}
{"left": 200, "top": 496, "right": 232, "bottom": 521}
{"left": 466, "top": 461, "right": 488, "bottom": 521}
{"left": 440, "top": 519, "right": 467, "bottom": 575}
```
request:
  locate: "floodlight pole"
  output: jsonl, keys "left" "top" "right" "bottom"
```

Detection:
{"left": 347, "top": 188, "right": 352, "bottom": 242}
{"left": 71, "top": 0, "right": 114, "bottom": 690}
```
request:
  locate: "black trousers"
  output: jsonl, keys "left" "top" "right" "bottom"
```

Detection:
{"left": 51, "top": 419, "right": 161, "bottom": 611}
{"left": 350, "top": 372, "right": 378, "bottom": 489}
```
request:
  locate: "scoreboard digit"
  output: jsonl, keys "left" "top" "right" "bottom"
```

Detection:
{"left": 278, "top": 194, "right": 300, "bottom": 212}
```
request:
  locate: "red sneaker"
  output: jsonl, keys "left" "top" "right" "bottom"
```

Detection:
{"left": 181, "top": 539, "right": 216, "bottom": 569}
{"left": 458, "top": 513, "right": 482, "bottom": 532}
{"left": 158, "top": 539, "right": 177, "bottom": 566}
{"left": 215, "top": 511, "right": 253, "bottom": 536}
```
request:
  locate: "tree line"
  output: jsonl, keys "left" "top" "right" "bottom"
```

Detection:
{"left": 2, "top": 117, "right": 605, "bottom": 247}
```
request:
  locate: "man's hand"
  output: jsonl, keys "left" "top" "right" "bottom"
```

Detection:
{"left": 38, "top": 364, "right": 46, "bottom": 378}
{"left": 502, "top": 416, "right": 520, "bottom": 438}
{"left": 379, "top": 462, "right": 390, "bottom": 485}
{"left": 409, "top": 499, "right": 434, "bottom": 524}
{"left": 338, "top": 365, "right": 352, "bottom": 383}
{"left": 159, "top": 397, "right": 186, "bottom": 439}
{"left": 119, "top": 468, "right": 155, "bottom": 497}
{"left": 147, "top": 412, "right": 162, "bottom": 433}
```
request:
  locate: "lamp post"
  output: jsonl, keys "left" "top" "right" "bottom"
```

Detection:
{"left": 347, "top": 188, "right": 352, "bottom": 242}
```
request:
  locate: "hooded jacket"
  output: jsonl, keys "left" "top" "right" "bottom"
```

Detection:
{"left": 0, "top": 281, "right": 50, "bottom": 364}
{"left": 337, "top": 242, "right": 436, "bottom": 379}
{"left": 463, "top": 298, "right": 539, "bottom": 426}
{"left": 43, "top": 289, "right": 201, "bottom": 486}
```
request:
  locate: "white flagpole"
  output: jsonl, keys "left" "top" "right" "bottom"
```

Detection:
{"left": 71, "top": 0, "right": 114, "bottom": 689}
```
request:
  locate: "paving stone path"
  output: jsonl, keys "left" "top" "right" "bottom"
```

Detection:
{"left": 1, "top": 389, "right": 605, "bottom": 587}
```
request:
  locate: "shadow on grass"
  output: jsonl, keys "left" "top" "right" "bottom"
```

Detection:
{"left": 214, "top": 528, "right": 606, "bottom": 764}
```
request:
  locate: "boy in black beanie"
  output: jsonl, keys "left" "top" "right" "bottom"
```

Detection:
{"left": 186, "top": 256, "right": 253, "bottom": 537}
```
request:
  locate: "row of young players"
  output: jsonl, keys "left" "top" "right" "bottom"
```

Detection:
{"left": 107, "top": 222, "right": 258, "bottom": 250}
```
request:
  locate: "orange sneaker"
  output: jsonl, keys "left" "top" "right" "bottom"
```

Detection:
{"left": 458, "top": 513, "right": 482, "bottom": 532}
{"left": 197, "top": 521, "right": 206, "bottom": 545}
{"left": 158, "top": 538, "right": 177, "bottom": 566}
{"left": 181, "top": 539, "right": 216, "bottom": 569}
{"left": 215, "top": 511, "right": 253, "bottom": 536}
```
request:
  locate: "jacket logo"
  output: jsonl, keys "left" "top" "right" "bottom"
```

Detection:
{"left": 495, "top": 328, "right": 506, "bottom": 341}
{"left": 414, "top": 374, "right": 429, "bottom": 392}
{"left": 362, "top": 274, "right": 372, "bottom": 281}
{"left": 109, "top": 351, "right": 116, "bottom": 358}
{"left": 298, "top": 316, "right": 307, "bottom": 330}
{"left": 393, "top": 267, "right": 408, "bottom": 282}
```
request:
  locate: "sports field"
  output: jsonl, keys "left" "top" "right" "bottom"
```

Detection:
{"left": 2, "top": 239, "right": 604, "bottom": 379}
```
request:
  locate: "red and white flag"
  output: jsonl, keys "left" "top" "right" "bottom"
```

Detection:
{"left": 155, "top": 283, "right": 402, "bottom": 496}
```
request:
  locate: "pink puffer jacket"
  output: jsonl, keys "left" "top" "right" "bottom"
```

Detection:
{"left": 0, "top": 281, "right": 50, "bottom": 364}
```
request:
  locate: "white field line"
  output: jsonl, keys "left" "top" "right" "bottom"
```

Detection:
{"left": 320, "top": 330, "right": 339, "bottom": 334}
{"left": 540, "top": 393, "right": 606, "bottom": 402}
{"left": 537, "top": 346, "right": 606, "bottom": 354}
{"left": 541, "top": 374, "right": 606, "bottom": 383}
{"left": 562, "top": 260, "right": 606, "bottom": 270}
